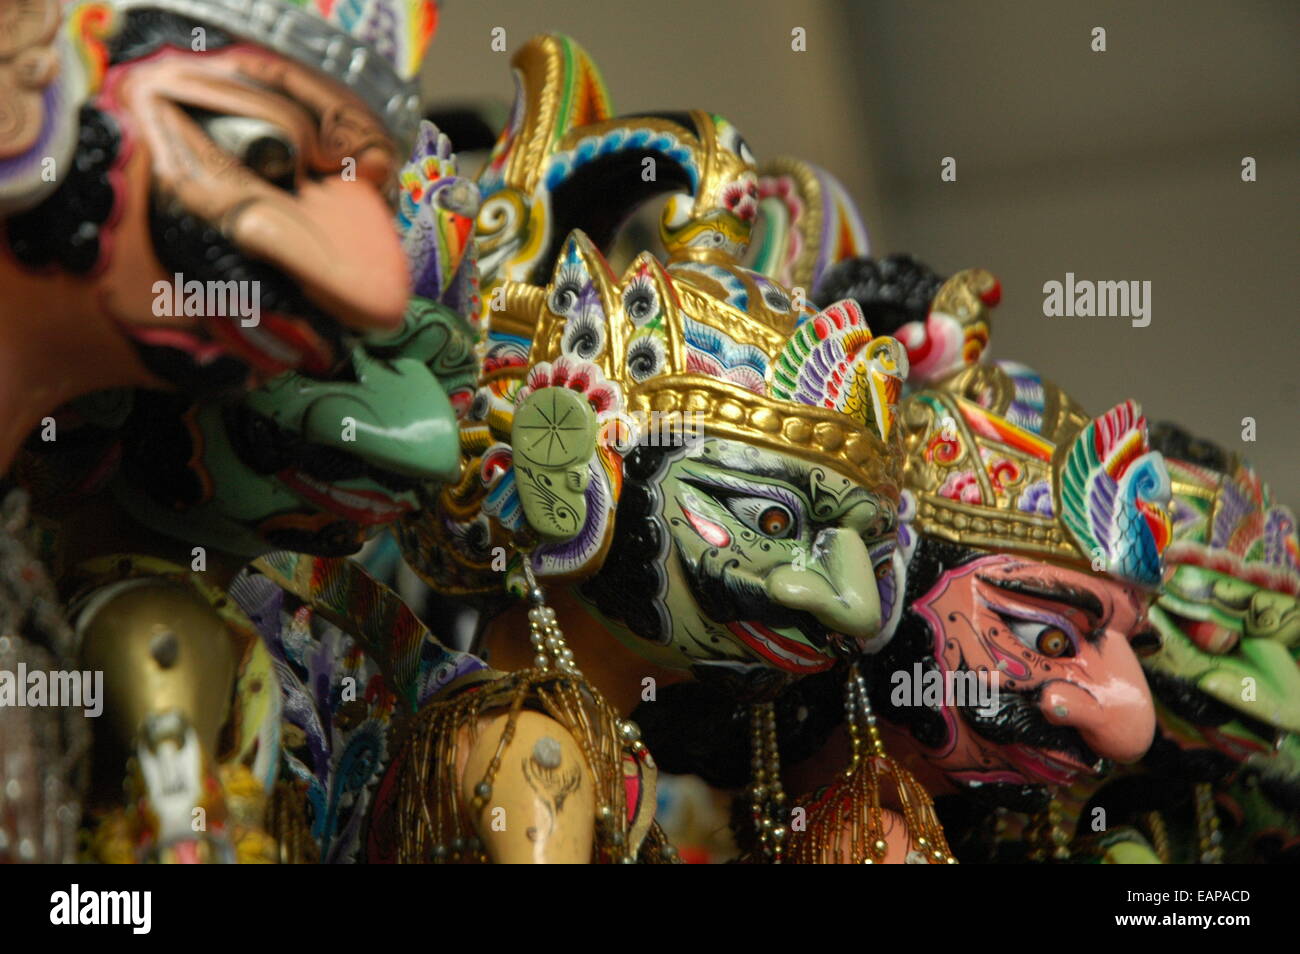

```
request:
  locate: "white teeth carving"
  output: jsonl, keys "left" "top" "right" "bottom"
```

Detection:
{"left": 736, "top": 621, "right": 822, "bottom": 670}
{"left": 238, "top": 322, "right": 298, "bottom": 363}
{"left": 293, "top": 473, "right": 403, "bottom": 516}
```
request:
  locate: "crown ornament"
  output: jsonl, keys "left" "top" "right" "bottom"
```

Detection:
{"left": 1162, "top": 456, "right": 1300, "bottom": 597}
{"left": 113, "top": 0, "right": 437, "bottom": 142}
{"left": 491, "top": 231, "right": 906, "bottom": 486}
{"left": 902, "top": 361, "right": 1173, "bottom": 587}
{"left": 472, "top": 34, "right": 761, "bottom": 324}
{"left": 401, "top": 229, "right": 908, "bottom": 591}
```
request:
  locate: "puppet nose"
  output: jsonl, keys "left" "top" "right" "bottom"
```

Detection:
{"left": 1039, "top": 637, "right": 1155, "bottom": 764}
{"left": 230, "top": 176, "right": 409, "bottom": 334}
{"left": 766, "top": 529, "right": 881, "bottom": 639}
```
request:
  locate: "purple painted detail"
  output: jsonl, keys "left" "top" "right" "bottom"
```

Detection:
{"left": 1016, "top": 480, "right": 1055, "bottom": 518}
{"left": 0, "top": 83, "right": 62, "bottom": 184}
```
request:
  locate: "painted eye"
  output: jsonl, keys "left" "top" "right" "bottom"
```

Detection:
{"left": 1036, "top": 627, "right": 1071, "bottom": 657}
{"left": 469, "top": 389, "right": 491, "bottom": 421}
{"left": 763, "top": 287, "right": 791, "bottom": 312}
{"left": 549, "top": 265, "right": 586, "bottom": 318}
{"left": 200, "top": 115, "right": 297, "bottom": 190}
{"left": 875, "top": 561, "right": 891, "bottom": 580}
{"left": 1003, "top": 617, "right": 1077, "bottom": 658}
{"left": 550, "top": 284, "right": 579, "bottom": 316}
{"left": 758, "top": 506, "right": 791, "bottom": 536}
{"left": 719, "top": 494, "right": 798, "bottom": 539}
{"left": 560, "top": 304, "right": 606, "bottom": 360}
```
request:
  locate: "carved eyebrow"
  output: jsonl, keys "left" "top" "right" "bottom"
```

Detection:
{"left": 697, "top": 453, "right": 810, "bottom": 488}
{"left": 692, "top": 457, "right": 884, "bottom": 530}
{"left": 976, "top": 574, "right": 1105, "bottom": 625}
{"left": 679, "top": 467, "right": 806, "bottom": 514}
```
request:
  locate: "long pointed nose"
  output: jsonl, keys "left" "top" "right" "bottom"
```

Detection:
{"left": 765, "top": 529, "right": 881, "bottom": 639}
{"left": 1039, "top": 635, "right": 1156, "bottom": 764}
{"left": 230, "top": 176, "right": 409, "bottom": 334}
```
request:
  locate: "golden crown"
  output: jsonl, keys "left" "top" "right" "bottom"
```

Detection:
{"left": 902, "top": 362, "right": 1172, "bottom": 587}
{"left": 472, "top": 230, "right": 907, "bottom": 495}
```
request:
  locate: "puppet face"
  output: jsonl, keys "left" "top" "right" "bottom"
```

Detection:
{"left": 57, "top": 41, "right": 408, "bottom": 393}
{"left": 584, "top": 437, "right": 896, "bottom": 675}
{"left": 889, "top": 553, "right": 1155, "bottom": 798}
{"left": 122, "top": 300, "right": 467, "bottom": 556}
{"left": 1145, "top": 562, "right": 1300, "bottom": 768}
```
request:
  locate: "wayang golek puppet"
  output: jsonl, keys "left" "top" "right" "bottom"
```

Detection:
{"left": 1056, "top": 429, "right": 1300, "bottom": 864}
{"left": 0, "top": 0, "right": 437, "bottom": 862}
{"left": 374, "top": 33, "right": 961, "bottom": 864}
{"left": 805, "top": 259, "right": 1291, "bottom": 864}
{"left": 39, "top": 283, "right": 468, "bottom": 862}
{"left": 7, "top": 111, "right": 472, "bottom": 863}
{"left": 389, "top": 224, "right": 949, "bottom": 863}
{"left": 700, "top": 255, "right": 1175, "bottom": 862}
{"left": 0, "top": 0, "right": 440, "bottom": 471}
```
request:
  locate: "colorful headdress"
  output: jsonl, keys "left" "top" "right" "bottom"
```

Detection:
{"left": 900, "top": 361, "right": 1173, "bottom": 587}
{"left": 752, "top": 157, "right": 870, "bottom": 293}
{"left": 403, "top": 230, "right": 907, "bottom": 589}
{"left": 473, "top": 34, "right": 759, "bottom": 322}
{"left": 398, "top": 120, "right": 480, "bottom": 320}
{"left": 1164, "top": 456, "right": 1300, "bottom": 596}
{"left": 892, "top": 268, "right": 999, "bottom": 388}
{"left": 112, "top": 0, "right": 438, "bottom": 141}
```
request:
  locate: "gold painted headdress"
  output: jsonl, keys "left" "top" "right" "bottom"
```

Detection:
{"left": 901, "top": 361, "right": 1172, "bottom": 587}
{"left": 404, "top": 230, "right": 907, "bottom": 590}
{"left": 473, "top": 34, "right": 760, "bottom": 317}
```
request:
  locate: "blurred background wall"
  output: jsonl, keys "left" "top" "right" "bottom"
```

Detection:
{"left": 423, "top": 0, "right": 1298, "bottom": 505}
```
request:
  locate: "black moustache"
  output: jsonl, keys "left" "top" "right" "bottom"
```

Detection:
{"left": 1140, "top": 733, "right": 1237, "bottom": 785}
{"left": 958, "top": 680, "right": 1103, "bottom": 772}
{"left": 683, "top": 549, "right": 833, "bottom": 650}
{"left": 222, "top": 403, "right": 424, "bottom": 495}
{"left": 146, "top": 193, "right": 347, "bottom": 396}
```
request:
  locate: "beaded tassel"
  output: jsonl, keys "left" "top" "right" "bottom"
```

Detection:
{"left": 747, "top": 702, "right": 788, "bottom": 862}
{"left": 1194, "top": 783, "right": 1223, "bottom": 864}
{"left": 787, "top": 662, "right": 955, "bottom": 864}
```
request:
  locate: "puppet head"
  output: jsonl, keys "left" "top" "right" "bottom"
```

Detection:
{"left": 1140, "top": 427, "right": 1300, "bottom": 805}
{"left": 0, "top": 0, "right": 438, "bottom": 413}
{"left": 870, "top": 361, "right": 1172, "bottom": 809}
{"left": 403, "top": 229, "right": 909, "bottom": 679}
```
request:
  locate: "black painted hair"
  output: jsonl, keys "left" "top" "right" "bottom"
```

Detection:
{"left": 866, "top": 536, "right": 985, "bottom": 748}
{"left": 3, "top": 107, "right": 120, "bottom": 275}
{"left": 1148, "top": 420, "right": 1231, "bottom": 472}
{"left": 4, "top": 12, "right": 235, "bottom": 276}
{"left": 812, "top": 254, "right": 946, "bottom": 337}
{"left": 580, "top": 442, "right": 674, "bottom": 645}
{"left": 107, "top": 11, "right": 235, "bottom": 64}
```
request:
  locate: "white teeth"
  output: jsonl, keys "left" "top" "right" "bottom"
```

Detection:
{"left": 294, "top": 473, "right": 400, "bottom": 516}
{"left": 238, "top": 322, "right": 298, "bottom": 363}
{"left": 737, "top": 622, "right": 821, "bottom": 670}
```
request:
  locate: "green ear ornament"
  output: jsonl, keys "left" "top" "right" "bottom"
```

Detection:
{"left": 511, "top": 386, "right": 598, "bottom": 542}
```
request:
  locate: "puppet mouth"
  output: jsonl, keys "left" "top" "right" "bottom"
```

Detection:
{"left": 1196, "top": 712, "right": 1282, "bottom": 763}
{"left": 278, "top": 470, "right": 414, "bottom": 525}
{"left": 1001, "top": 744, "right": 1102, "bottom": 786}
{"left": 725, "top": 620, "right": 836, "bottom": 673}
{"left": 1200, "top": 725, "right": 1271, "bottom": 762}
{"left": 144, "top": 195, "right": 347, "bottom": 382}
{"left": 204, "top": 310, "right": 335, "bottom": 377}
